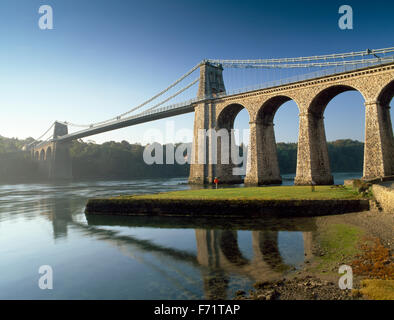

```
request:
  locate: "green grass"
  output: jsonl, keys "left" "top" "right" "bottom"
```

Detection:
{"left": 113, "top": 186, "right": 361, "bottom": 201}
{"left": 314, "top": 223, "right": 364, "bottom": 273}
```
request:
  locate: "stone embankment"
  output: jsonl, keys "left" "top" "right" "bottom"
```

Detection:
{"left": 85, "top": 198, "right": 370, "bottom": 217}
{"left": 372, "top": 183, "right": 394, "bottom": 213}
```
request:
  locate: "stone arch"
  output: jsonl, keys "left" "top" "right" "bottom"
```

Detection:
{"left": 39, "top": 149, "right": 45, "bottom": 161}
{"left": 308, "top": 84, "right": 366, "bottom": 116}
{"left": 217, "top": 103, "right": 248, "bottom": 129}
{"left": 377, "top": 79, "right": 394, "bottom": 134}
{"left": 307, "top": 83, "right": 394, "bottom": 181}
{"left": 46, "top": 147, "right": 52, "bottom": 161}
{"left": 35, "top": 151, "right": 39, "bottom": 160}
{"left": 245, "top": 95, "right": 300, "bottom": 185}
{"left": 257, "top": 95, "right": 301, "bottom": 124}
{"left": 293, "top": 85, "right": 368, "bottom": 185}
{"left": 376, "top": 79, "right": 394, "bottom": 175}
{"left": 377, "top": 79, "right": 394, "bottom": 106}
{"left": 215, "top": 103, "right": 250, "bottom": 184}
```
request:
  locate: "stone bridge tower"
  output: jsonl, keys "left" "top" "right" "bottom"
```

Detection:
{"left": 32, "top": 121, "right": 72, "bottom": 180}
{"left": 189, "top": 61, "right": 232, "bottom": 184}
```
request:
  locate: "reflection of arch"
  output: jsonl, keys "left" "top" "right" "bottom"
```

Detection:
{"left": 219, "top": 231, "right": 248, "bottom": 266}
{"left": 39, "top": 149, "right": 45, "bottom": 161}
{"left": 195, "top": 229, "right": 289, "bottom": 284}
{"left": 46, "top": 147, "right": 52, "bottom": 161}
{"left": 76, "top": 217, "right": 317, "bottom": 299}
{"left": 252, "top": 231, "right": 284, "bottom": 270}
{"left": 34, "top": 151, "right": 39, "bottom": 160}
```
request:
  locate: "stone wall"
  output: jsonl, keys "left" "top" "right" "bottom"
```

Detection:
{"left": 372, "top": 184, "right": 394, "bottom": 213}
{"left": 86, "top": 198, "right": 370, "bottom": 217}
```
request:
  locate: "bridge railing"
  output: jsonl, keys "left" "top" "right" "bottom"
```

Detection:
{"left": 214, "top": 56, "right": 394, "bottom": 98}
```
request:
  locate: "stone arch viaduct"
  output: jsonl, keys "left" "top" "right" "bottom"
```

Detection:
{"left": 32, "top": 61, "right": 394, "bottom": 185}
{"left": 189, "top": 62, "right": 394, "bottom": 185}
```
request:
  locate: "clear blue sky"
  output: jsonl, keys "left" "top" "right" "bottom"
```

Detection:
{"left": 0, "top": 0, "right": 393, "bottom": 144}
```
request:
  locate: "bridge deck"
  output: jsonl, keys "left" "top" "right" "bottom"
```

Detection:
{"left": 57, "top": 103, "right": 195, "bottom": 142}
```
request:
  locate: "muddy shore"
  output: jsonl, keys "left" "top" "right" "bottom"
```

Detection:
{"left": 235, "top": 210, "right": 393, "bottom": 300}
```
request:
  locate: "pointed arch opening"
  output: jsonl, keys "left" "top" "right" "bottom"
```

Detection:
{"left": 39, "top": 149, "right": 45, "bottom": 161}
{"left": 46, "top": 147, "right": 52, "bottom": 161}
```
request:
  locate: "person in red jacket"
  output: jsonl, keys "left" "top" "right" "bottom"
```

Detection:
{"left": 213, "top": 177, "right": 219, "bottom": 189}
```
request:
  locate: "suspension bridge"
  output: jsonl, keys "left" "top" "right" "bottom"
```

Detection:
{"left": 30, "top": 47, "right": 394, "bottom": 184}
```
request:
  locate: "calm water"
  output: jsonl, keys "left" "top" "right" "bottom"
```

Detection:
{"left": 0, "top": 173, "right": 361, "bottom": 299}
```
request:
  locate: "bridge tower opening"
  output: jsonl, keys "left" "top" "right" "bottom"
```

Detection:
{"left": 197, "top": 61, "right": 226, "bottom": 99}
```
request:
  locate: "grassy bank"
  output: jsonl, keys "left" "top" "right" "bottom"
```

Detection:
{"left": 86, "top": 186, "right": 369, "bottom": 217}
{"left": 115, "top": 186, "right": 361, "bottom": 201}
{"left": 313, "top": 223, "right": 364, "bottom": 274}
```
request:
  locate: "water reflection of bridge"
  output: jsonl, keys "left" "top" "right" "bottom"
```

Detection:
{"left": 85, "top": 216, "right": 315, "bottom": 299}
{"left": 39, "top": 199, "right": 315, "bottom": 299}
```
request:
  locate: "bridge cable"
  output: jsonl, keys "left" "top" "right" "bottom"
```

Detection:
{"left": 49, "top": 46, "right": 394, "bottom": 138}
{"left": 143, "top": 78, "right": 199, "bottom": 113}
{"left": 29, "top": 122, "right": 56, "bottom": 146}
{"left": 57, "top": 63, "right": 202, "bottom": 129}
